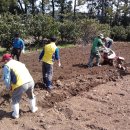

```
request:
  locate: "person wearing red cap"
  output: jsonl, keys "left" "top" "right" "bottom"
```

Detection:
{"left": 1, "top": 53, "right": 38, "bottom": 119}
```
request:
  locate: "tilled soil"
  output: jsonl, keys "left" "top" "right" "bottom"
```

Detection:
{"left": 0, "top": 42, "right": 130, "bottom": 130}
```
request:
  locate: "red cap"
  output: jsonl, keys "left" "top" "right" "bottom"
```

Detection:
{"left": 1, "top": 54, "right": 12, "bottom": 62}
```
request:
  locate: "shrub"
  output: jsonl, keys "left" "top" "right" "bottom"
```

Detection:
{"left": 111, "top": 26, "right": 127, "bottom": 41}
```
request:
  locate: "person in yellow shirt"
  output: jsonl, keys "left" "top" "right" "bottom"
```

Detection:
{"left": 1, "top": 54, "right": 38, "bottom": 119}
{"left": 39, "top": 36, "right": 61, "bottom": 91}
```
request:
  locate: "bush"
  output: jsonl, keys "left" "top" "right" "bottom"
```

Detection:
{"left": 126, "top": 26, "right": 130, "bottom": 41}
{"left": 79, "top": 19, "right": 110, "bottom": 45}
{"left": 59, "top": 20, "right": 81, "bottom": 43}
{"left": 111, "top": 26, "right": 127, "bottom": 41}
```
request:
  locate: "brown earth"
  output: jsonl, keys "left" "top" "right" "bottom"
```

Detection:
{"left": 0, "top": 42, "right": 130, "bottom": 130}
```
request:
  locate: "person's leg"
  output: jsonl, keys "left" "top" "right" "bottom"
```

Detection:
{"left": 45, "top": 63, "right": 53, "bottom": 90}
{"left": 11, "top": 86, "right": 24, "bottom": 118}
{"left": 96, "top": 53, "right": 101, "bottom": 66}
{"left": 24, "top": 81, "right": 38, "bottom": 113}
{"left": 16, "top": 49, "right": 21, "bottom": 61}
{"left": 87, "top": 52, "right": 95, "bottom": 67}
{"left": 42, "top": 62, "right": 47, "bottom": 87}
{"left": 11, "top": 48, "right": 16, "bottom": 59}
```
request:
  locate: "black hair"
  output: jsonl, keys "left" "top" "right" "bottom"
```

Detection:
{"left": 50, "top": 36, "right": 57, "bottom": 42}
{"left": 15, "top": 33, "right": 19, "bottom": 37}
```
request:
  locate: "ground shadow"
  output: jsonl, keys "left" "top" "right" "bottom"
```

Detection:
{"left": 72, "top": 63, "right": 87, "bottom": 68}
{"left": 0, "top": 110, "right": 11, "bottom": 120}
{"left": 73, "top": 63, "right": 107, "bottom": 68}
{"left": 35, "top": 82, "right": 48, "bottom": 91}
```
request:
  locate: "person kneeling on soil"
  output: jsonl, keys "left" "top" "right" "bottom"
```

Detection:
{"left": 87, "top": 33, "right": 106, "bottom": 67}
{"left": 1, "top": 54, "right": 38, "bottom": 119}
{"left": 39, "top": 36, "right": 61, "bottom": 91}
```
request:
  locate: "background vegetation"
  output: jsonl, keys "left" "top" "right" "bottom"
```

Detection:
{"left": 0, "top": 0, "right": 130, "bottom": 50}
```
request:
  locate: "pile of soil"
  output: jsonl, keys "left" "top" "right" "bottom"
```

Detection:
{"left": 0, "top": 42, "right": 130, "bottom": 130}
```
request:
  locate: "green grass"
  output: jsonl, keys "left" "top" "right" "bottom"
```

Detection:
{"left": 0, "top": 48, "right": 7, "bottom": 56}
{"left": 58, "top": 43, "right": 75, "bottom": 48}
{"left": 0, "top": 43, "right": 75, "bottom": 55}
{"left": 29, "top": 43, "right": 75, "bottom": 52}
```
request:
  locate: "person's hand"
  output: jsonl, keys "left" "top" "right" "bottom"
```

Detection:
{"left": 58, "top": 62, "right": 61, "bottom": 67}
{"left": 22, "top": 49, "right": 25, "bottom": 54}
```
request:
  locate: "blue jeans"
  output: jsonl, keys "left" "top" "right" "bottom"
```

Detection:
{"left": 42, "top": 62, "right": 53, "bottom": 89}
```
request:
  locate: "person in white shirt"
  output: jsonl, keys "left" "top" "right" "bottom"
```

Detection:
{"left": 103, "top": 37, "right": 113, "bottom": 48}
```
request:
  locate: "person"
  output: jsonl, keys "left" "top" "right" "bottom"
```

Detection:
{"left": 39, "top": 36, "right": 61, "bottom": 91}
{"left": 11, "top": 33, "right": 25, "bottom": 61}
{"left": 103, "top": 36, "right": 113, "bottom": 48}
{"left": 87, "top": 34, "right": 106, "bottom": 67}
{"left": 1, "top": 53, "right": 38, "bottom": 119}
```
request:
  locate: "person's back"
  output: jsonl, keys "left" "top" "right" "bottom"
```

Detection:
{"left": 91, "top": 37, "right": 103, "bottom": 53}
{"left": 39, "top": 36, "right": 61, "bottom": 91}
{"left": 2, "top": 54, "right": 38, "bottom": 119}
{"left": 5, "top": 59, "right": 33, "bottom": 90}
{"left": 42, "top": 42, "right": 57, "bottom": 64}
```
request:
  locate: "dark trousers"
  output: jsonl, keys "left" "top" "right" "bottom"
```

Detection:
{"left": 11, "top": 48, "right": 22, "bottom": 61}
{"left": 42, "top": 62, "right": 53, "bottom": 89}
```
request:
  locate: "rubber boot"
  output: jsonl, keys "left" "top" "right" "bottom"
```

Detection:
{"left": 29, "top": 97, "right": 38, "bottom": 113}
{"left": 12, "top": 103, "right": 19, "bottom": 119}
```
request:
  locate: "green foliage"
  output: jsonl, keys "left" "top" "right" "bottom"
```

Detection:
{"left": 25, "top": 14, "right": 60, "bottom": 38}
{"left": 0, "top": 12, "right": 129, "bottom": 51}
{"left": 0, "top": 13, "right": 26, "bottom": 49}
{"left": 79, "top": 19, "right": 110, "bottom": 44}
{"left": 59, "top": 20, "right": 81, "bottom": 42}
{"left": 126, "top": 26, "right": 130, "bottom": 40}
{"left": 111, "top": 26, "right": 127, "bottom": 41}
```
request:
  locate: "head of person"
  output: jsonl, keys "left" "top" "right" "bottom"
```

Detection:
{"left": 42, "top": 38, "right": 51, "bottom": 45}
{"left": 14, "top": 32, "right": 20, "bottom": 38}
{"left": 98, "top": 33, "right": 104, "bottom": 40}
{"left": 1, "top": 53, "right": 12, "bottom": 63}
{"left": 50, "top": 36, "right": 57, "bottom": 42}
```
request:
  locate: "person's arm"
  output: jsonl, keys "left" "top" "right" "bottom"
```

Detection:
{"left": 20, "top": 39, "right": 25, "bottom": 53}
{"left": 55, "top": 48, "right": 61, "bottom": 67}
{"left": 2, "top": 65, "right": 11, "bottom": 90}
{"left": 39, "top": 50, "right": 44, "bottom": 61}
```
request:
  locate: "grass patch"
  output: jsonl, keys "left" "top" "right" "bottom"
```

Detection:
{"left": 58, "top": 43, "right": 75, "bottom": 48}
{"left": 0, "top": 48, "right": 7, "bottom": 56}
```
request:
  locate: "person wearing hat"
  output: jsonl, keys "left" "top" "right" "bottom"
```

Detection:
{"left": 1, "top": 53, "right": 38, "bottom": 119}
{"left": 87, "top": 34, "right": 106, "bottom": 67}
{"left": 39, "top": 36, "right": 61, "bottom": 91}
{"left": 11, "top": 33, "right": 25, "bottom": 61}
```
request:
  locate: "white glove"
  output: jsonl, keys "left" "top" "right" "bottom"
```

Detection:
{"left": 58, "top": 62, "right": 61, "bottom": 67}
{"left": 22, "top": 49, "right": 25, "bottom": 54}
